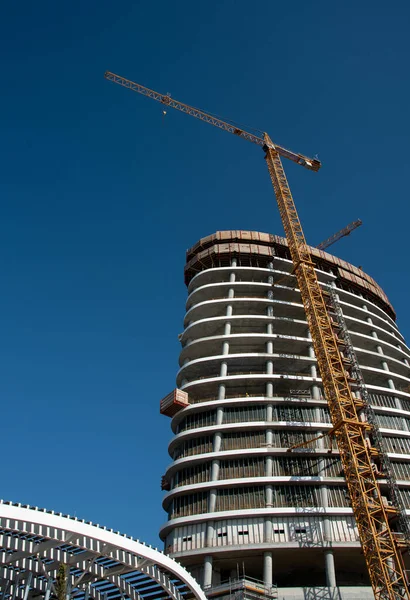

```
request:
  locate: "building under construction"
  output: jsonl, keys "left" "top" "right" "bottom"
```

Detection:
{"left": 160, "top": 231, "right": 410, "bottom": 599}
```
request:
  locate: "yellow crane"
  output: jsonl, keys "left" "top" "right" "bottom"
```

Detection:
{"left": 105, "top": 71, "right": 409, "bottom": 600}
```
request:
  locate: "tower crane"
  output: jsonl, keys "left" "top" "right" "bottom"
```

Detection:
{"left": 105, "top": 71, "right": 409, "bottom": 600}
{"left": 317, "top": 219, "right": 363, "bottom": 251}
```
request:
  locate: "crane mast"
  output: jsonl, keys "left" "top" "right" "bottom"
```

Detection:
{"left": 105, "top": 72, "right": 409, "bottom": 600}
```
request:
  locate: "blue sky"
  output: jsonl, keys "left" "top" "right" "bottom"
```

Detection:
{"left": 0, "top": 0, "right": 409, "bottom": 545}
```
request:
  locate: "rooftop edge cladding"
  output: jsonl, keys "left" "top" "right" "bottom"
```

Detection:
{"left": 184, "top": 230, "right": 395, "bottom": 320}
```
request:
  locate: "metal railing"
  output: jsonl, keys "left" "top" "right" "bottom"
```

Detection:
{"left": 204, "top": 575, "right": 277, "bottom": 599}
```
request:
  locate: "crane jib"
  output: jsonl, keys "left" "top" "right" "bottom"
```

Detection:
{"left": 104, "top": 71, "right": 321, "bottom": 172}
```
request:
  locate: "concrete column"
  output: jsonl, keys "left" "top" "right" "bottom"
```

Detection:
{"left": 223, "top": 320, "right": 231, "bottom": 359}
{"left": 314, "top": 392, "right": 336, "bottom": 586}
{"left": 265, "top": 376, "right": 273, "bottom": 541}
{"left": 263, "top": 552, "right": 273, "bottom": 586}
{"left": 308, "top": 343, "right": 321, "bottom": 400}
{"left": 325, "top": 550, "right": 337, "bottom": 588}
{"left": 207, "top": 380, "right": 226, "bottom": 548}
{"left": 206, "top": 522, "right": 215, "bottom": 546}
{"left": 203, "top": 555, "right": 213, "bottom": 588}
{"left": 208, "top": 488, "right": 217, "bottom": 513}
{"left": 386, "top": 377, "right": 403, "bottom": 413}
{"left": 318, "top": 435, "right": 336, "bottom": 587}
{"left": 265, "top": 412, "right": 273, "bottom": 506}
{"left": 210, "top": 459, "right": 219, "bottom": 481}
{"left": 266, "top": 321, "right": 274, "bottom": 399}
{"left": 264, "top": 517, "right": 273, "bottom": 540}
{"left": 213, "top": 433, "right": 222, "bottom": 453}
{"left": 216, "top": 407, "right": 224, "bottom": 425}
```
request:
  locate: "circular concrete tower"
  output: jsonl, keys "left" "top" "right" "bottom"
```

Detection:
{"left": 159, "top": 231, "right": 410, "bottom": 600}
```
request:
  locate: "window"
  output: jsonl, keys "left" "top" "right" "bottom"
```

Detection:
{"left": 179, "top": 410, "right": 216, "bottom": 432}
{"left": 223, "top": 405, "right": 266, "bottom": 424}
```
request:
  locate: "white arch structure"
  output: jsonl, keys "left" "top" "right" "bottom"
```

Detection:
{"left": 0, "top": 502, "right": 207, "bottom": 600}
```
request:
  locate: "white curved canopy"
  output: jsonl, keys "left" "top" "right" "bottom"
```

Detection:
{"left": 0, "top": 501, "right": 206, "bottom": 600}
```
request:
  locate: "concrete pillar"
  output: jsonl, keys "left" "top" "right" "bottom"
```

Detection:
{"left": 216, "top": 407, "right": 224, "bottom": 425}
{"left": 210, "top": 459, "right": 219, "bottom": 481}
{"left": 213, "top": 433, "right": 222, "bottom": 453}
{"left": 265, "top": 484, "right": 273, "bottom": 507}
{"left": 314, "top": 397, "right": 336, "bottom": 585}
{"left": 265, "top": 382, "right": 274, "bottom": 541}
{"left": 206, "top": 522, "right": 215, "bottom": 546}
{"left": 386, "top": 377, "right": 403, "bottom": 412}
{"left": 308, "top": 343, "right": 321, "bottom": 400}
{"left": 263, "top": 552, "right": 273, "bottom": 586}
{"left": 264, "top": 518, "right": 273, "bottom": 541}
{"left": 223, "top": 320, "right": 231, "bottom": 361}
{"left": 325, "top": 550, "right": 337, "bottom": 588}
{"left": 208, "top": 488, "right": 217, "bottom": 513}
{"left": 207, "top": 394, "right": 225, "bottom": 549}
{"left": 203, "top": 555, "right": 213, "bottom": 587}
{"left": 318, "top": 437, "right": 336, "bottom": 587}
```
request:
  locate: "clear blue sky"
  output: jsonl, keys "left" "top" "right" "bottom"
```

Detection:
{"left": 0, "top": 0, "right": 409, "bottom": 545}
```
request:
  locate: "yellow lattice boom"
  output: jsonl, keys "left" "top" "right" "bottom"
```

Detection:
{"left": 264, "top": 134, "right": 408, "bottom": 600}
